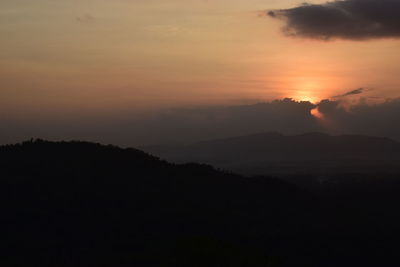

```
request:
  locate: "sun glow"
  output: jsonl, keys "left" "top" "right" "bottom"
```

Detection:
{"left": 310, "top": 107, "right": 324, "bottom": 119}
{"left": 289, "top": 78, "right": 326, "bottom": 103}
{"left": 292, "top": 91, "right": 319, "bottom": 103}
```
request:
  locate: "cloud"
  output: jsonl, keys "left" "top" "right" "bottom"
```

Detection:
{"left": 316, "top": 98, "right": 400, "bottom": 137}
{"left": 0, "top": 99, "right": 319, "bottom": 146}
{"left": 333, "top": 88, "right": 365, "bottom": 98}
{"left": 267, "top": 0, "right": 400, "bottom": 40}
{"left": 91, "top": 97, "right": 400, "bottom": 145}
{"left": 76, "top": 14, "right": 95, "bottom": 23}
{"left": 2, "top": 98, "right": 400, "bottom": 146}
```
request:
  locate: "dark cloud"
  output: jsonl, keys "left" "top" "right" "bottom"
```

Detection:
{"left": 268, "top": 0, "right": 400, "bottom": 40}
{"left": 316, "top": 98, "right": 400, "bottom": 138}
{"left": 0, "top": 99, "right": 319, "bottom": 146}
{"left": 2, "top": 98, "right": 400, "bottom": 146}
{"left": 333, "top": 88, "right": 365, "bottom": 98}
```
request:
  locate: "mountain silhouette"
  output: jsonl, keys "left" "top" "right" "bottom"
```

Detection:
{"left": 143, "top": 132, "right": 400, "bottom": 176}
{"left": 0, "top": 139, "right": 315, "bottom": 267}
{"left": 2, "top": 139, "right": 400, "bottom": 266}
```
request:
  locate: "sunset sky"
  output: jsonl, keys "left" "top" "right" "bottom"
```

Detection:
{"left": 2, "top": 0, "right": 400, "bottom": 145}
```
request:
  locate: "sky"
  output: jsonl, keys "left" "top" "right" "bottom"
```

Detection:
{"left": 1, "top": 0, "right": 400, "bottom": 145}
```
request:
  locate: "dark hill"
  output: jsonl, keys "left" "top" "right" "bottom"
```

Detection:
{"left": 2, "top": 140, "right": 400, "bottom": 267}
{"left": 0, "top": 139, "right": 314, "bottom": 267}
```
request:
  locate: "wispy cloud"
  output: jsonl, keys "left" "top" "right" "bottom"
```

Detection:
{"left": 333, "top": 88, "right": 365, "bottom": 98}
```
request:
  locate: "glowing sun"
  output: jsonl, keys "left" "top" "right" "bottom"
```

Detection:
{"left": 291, "top": 79, "right": 323, "bottom": 103}
{"left": 292, "top": 91, "right": 319, "bottom": 103}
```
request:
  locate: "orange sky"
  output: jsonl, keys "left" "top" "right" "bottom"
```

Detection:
{"left": 1, "top": 0, "right": 400, "bottom": 120}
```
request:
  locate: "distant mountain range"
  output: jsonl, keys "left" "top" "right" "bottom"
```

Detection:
{"left": 143, "top": 132, "right": 400, "bottom": 176}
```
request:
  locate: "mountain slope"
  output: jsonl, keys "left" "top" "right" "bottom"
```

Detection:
{"left": 0, "top": 139, "right": 314, "bottom": 267}
{"left": 2, "top": 139, "right": 400, "bottom": 266}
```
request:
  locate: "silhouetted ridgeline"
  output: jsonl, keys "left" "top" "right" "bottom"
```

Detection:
{"left": 1, "top": 139, "right": 400, "bottom": 266}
